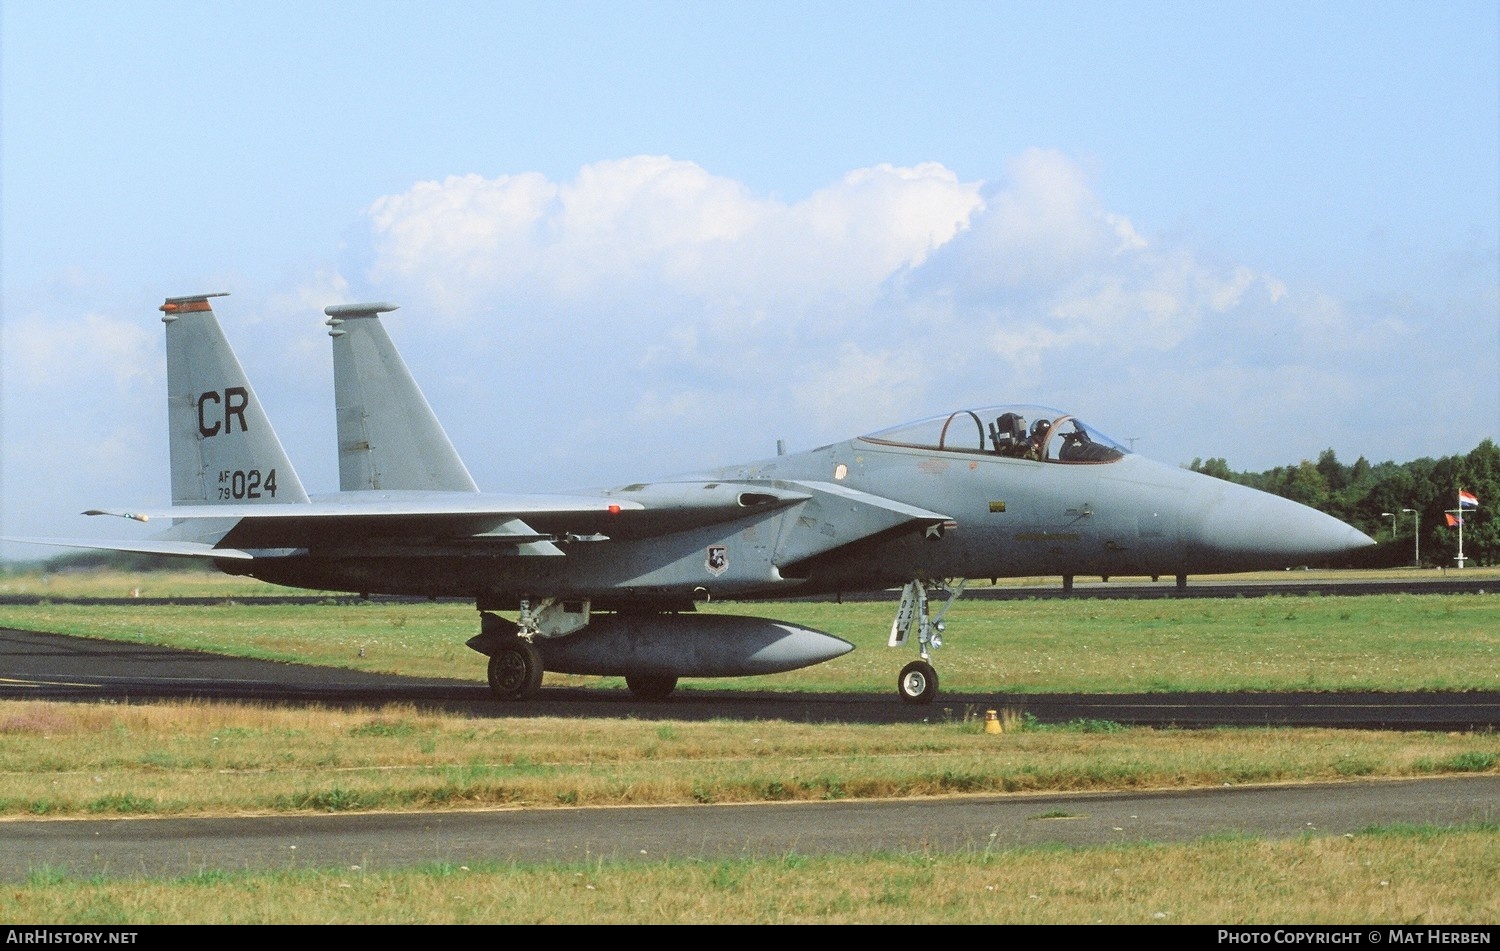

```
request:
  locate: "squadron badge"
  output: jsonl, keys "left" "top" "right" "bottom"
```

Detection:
{"left": 705, "top": 545, "right": 728, "bottom": 576}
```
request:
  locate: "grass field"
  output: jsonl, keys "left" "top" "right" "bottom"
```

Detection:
{"left": 3, "top": 569, "right": 1497, "bottom": 693}
{"left": 0, "top": 568, "right": 1495, "bottom": 923}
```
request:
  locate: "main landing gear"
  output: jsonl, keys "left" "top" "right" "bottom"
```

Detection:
{"left": 487, "top": 639, "right": 543, "bottom": 700}
{"left": 469, "top": 611, "right": 545, "bottom": 701}
{"left": 468, "top": 602, "right": 688, "bottom": 703}
{"left": 888, "top": 579, "right": 965, "bottom": 704}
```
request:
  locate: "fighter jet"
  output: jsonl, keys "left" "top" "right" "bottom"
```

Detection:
{"left": 19, "top": 293, "right": 1375, "bottom": 704}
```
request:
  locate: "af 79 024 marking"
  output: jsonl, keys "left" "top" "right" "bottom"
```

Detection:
{"left": 216, "top": 469, "right": 278, "bottom": 500}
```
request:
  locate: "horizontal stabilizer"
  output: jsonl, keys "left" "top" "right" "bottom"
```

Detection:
{"left": 4, "top": 536, "right": 254, "bottom": 560}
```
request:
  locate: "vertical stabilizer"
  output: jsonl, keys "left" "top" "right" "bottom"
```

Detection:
{"left": 160, "top": 294, "right": 310, "bottom": 505}
{"left": 325, "top": 302, "right": 479, "bottom": 492}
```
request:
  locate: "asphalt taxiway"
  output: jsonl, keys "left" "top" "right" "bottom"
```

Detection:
{"left": 1, "top": 776, "right": 1493, "bottom": 883}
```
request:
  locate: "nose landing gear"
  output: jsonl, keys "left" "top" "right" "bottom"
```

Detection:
{"left": 888, "top": 578, "right": 965, "bottom": 704}
{"left": 898, "top": 658, "right": 938, "bottom": 704}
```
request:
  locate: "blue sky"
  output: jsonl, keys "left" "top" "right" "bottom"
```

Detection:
{"left": 3, "top": 1, "right": 1497, "bottom": 556}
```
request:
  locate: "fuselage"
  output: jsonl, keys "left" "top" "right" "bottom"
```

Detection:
{"left": 237, "top": 413, "right": 1374, "bottom": 609}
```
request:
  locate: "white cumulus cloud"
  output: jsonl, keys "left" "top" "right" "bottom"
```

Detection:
{"left": 342, "top": 149, "right": 1404, "bottom": 483}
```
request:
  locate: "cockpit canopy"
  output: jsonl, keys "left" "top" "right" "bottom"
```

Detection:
{"left": 860, "top": 405, "right": 1129, "bottom": 464}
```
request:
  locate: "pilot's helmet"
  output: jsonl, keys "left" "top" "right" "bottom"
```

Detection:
{"left": 1031, "top": 419, "right": 1050, "bottom": 439}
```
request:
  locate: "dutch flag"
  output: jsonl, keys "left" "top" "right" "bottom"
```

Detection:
{"left": 1459, "top": 490, "right": 1479, "bottom": 508}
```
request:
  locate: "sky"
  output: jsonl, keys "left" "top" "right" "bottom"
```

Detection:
{"left": 3, "top": 1, "right": 1497, "bottom": 558}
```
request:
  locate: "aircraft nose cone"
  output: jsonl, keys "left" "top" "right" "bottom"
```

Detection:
{"left": 1190, "top": 485, "right": 1376, "bottom": 570}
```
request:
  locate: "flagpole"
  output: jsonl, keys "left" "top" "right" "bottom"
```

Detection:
{"left": 1455, "top": 489, "right": 1465, "bottom": 569}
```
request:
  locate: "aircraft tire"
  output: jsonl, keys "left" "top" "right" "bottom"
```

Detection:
{"left": 625, "top": 674, "right": 678, "bottom": 701}
{"left": 487, "top": 639, "right": 544, "bottom": 700}
{"left": 897, "top": 660, "right": 938, "bottom": 704}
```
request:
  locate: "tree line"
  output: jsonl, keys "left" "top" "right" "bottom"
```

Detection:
{"left": 1189, "top": 438, "right": 1499, "bottom": 568}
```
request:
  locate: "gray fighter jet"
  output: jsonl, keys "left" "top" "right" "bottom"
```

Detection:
{"left": 26, "top": 293, "right": 1375, "bottom": 704}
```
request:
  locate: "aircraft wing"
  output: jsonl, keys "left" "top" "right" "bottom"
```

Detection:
{"left": 79, "top": 493, "right": 646, "bottom": 557}
{"left": 64, "top": 481, "right": 949, "bottom": 563}
{"left": 76, "top": 483, "right": 833, "bottom": 557}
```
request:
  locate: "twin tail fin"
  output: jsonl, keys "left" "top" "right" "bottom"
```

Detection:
{"left": 160, "top": 293, "right": 310, "bottom": 506}
{"left": 325, "top": 302, "right": 478, "bottom": 492}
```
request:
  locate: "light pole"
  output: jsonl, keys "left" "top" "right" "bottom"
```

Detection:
{"left": 1401, "top": 508, "right": 1419, "bottom": 567}
{"left": 1380, "top": 511, "right": 1397, "bottom": 541}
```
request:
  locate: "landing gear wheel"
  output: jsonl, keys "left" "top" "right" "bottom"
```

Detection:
{"left": 897, "top": 660, "right": 938, "bottom": 704}
{"left": 625, "top": 674, "right": 678, "bottom": 701}
{"left": 487, "top": 639, "right": 544, "bottom": 700}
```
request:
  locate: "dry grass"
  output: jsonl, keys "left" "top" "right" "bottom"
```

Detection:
{"left": 0, "top": 698, "right": 1494, "bottom": 818}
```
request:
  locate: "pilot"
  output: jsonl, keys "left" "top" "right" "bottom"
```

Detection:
{"left": 993, "top": 413, "right": 1029, "bottom": 456}
{"left": 1025, "top": 419, "right": 1050, "bottom": 460}
{"left": 1059, "top": 427, "right": 1088, "bottom": 461}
